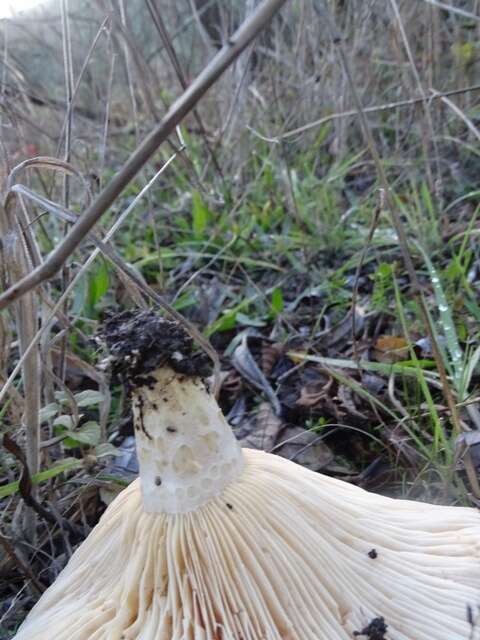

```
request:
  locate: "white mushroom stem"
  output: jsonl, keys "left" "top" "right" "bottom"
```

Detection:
{"left": 132, "top": 368, "right": 244, "bottom": 513}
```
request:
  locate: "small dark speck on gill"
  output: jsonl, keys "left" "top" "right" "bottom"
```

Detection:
{"left": 368, "top": 549, "right": 378, "bottom": 559}
{"left": 155, "top": 476, "right": 162, "bottom": 486}
{"left": 353, "top": 616, "right": 388, "bottom": 640}
{"left": 226, "top": 503, "right": 234, "bottom": 510}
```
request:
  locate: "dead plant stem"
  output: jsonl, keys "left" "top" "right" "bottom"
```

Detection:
{"left": 0, "top": 0, "right": 289, "bottom": 311}
{"left": 320, "top": 3, "right": 480, "bottom": 496}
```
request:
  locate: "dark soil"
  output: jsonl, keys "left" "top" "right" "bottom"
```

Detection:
{"left": 100, "top": 309, "right": 212, "bottom": 388}
{"left": 353, "top": 617, "right": 388, "bottom": 640}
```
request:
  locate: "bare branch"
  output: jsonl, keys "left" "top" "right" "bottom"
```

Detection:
{"left": 248, "top": 83, "right": 480, "bottom": 142}
{"left": 421, "top": 0, "right": 480, "bottom": 22}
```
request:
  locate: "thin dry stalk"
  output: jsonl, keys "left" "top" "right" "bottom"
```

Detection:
{"left": 0, "top": 0, "right": 288, "bottom": 311}
{"left": 146, "top": 0, "right": 223, "bottom": 179}
{"left": 421, "top": 0, "right": 480, "bottom": 22}
{"left": 55, "top": 15, "right": 111, "bottom": 159}
{"left": 59, "top": 0, "right": 75, "bottom": 384}
{"left": 439, "top": 93, "right": 480, "bottom": 143}
{"left": 60, "top": 0, "right": 74, "bottom": 201}
{"left": 320, "top": 2, "right": 480, "bottom": 497}
{"left": 100, "top": 0, "right": 160, "bottom": 122}
{"left": 249, "top": 84, "right": 480, "bottom": 142}
{"left": 0, "top": 202, "right": 41, "bottom": 539}
{"left": 0, "top": 531, "right": 45, "bottom": 595}
{"left": 118, "top": 0, "right": 140, "bottom": 140}
{"left": 389, "top": 0, "right": 439, "bottom": 196}
{"left": 98, "top": 29, "right": 116, "bottom": 185}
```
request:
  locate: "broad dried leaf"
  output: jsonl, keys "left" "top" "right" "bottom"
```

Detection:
{"left": 274, "top": 425, "right": 333, "bottom": 471}
{"left": 261, "top": 342, "right": 283, "bottom": 376}
{"left": 248, "top": 402, "right": 283, "bottom": 451}
{"left": 456, "top": 432, "right": 480, "bottom": 448}
{"left": 233, "top": 416, "right": 257, "bottom": 445}
{"left": 362, "top": 373, "right": 387, "bottom": 395}
{"left": 236, "top": 403, "right": 283, "bottom": 451}
{"left": 325, "top": 307, "right": 367, "bottom": 347}
{"left": 50, "top": 348, "right": 105, "bottom": 385}
{"left": 455, "top": 432, "right": 480, "bottom": 470}
{"left": 296, "top": 377, "right": 333, "bottom": 409}
{"left": 232, "top": 335, "right": 281, "bottom": 414}
{"left": 226, "top": 395, "right": 247, "bottom": 426}
{"left": 107, "top": 436, "right": 139, "bottom": 478}
{"left": 336, "top": 384, "right": 368, "bottom": 419}
{"left": 221, "top": 370, "right": 242, "bottom": 394}
{"left": 386, "top": 426, "right": 425, "bottom": 467}
{"left": 99, "top": 485, "right": 125, "bottom": 506}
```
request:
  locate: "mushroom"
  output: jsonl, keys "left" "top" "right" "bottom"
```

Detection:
{"left": 14, "top": 310, "right": 480, "bottom": 640}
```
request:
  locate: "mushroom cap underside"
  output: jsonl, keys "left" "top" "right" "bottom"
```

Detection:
{"left": 14, "top": 448, "right": 480, "bottom": 640}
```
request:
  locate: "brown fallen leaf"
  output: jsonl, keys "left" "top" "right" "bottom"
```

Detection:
{"left": 455, "top": 431, "right": 480, "bottom": 471}
{"left": 273, "top": 425, "right": 333, "bottom": 472}
{"left": 336, "top": 384, "right": 368, "bottom": 420}
{"left": 238, "top": 402, "right": 283, "bottom": 451}
{"left": 324, "top": 307, "right": 367, "bottom": 347}
{"left": 261, "top": 342, "right": 284, "bottom": 377}
{"left": 296, "top": 377, "right": 333, "bottom": 409}
{"left": 220, "top": 369, "right": 243, "bottom": 394}
{"left": 374, "top": 335, "right": 409, "bottom": 363}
